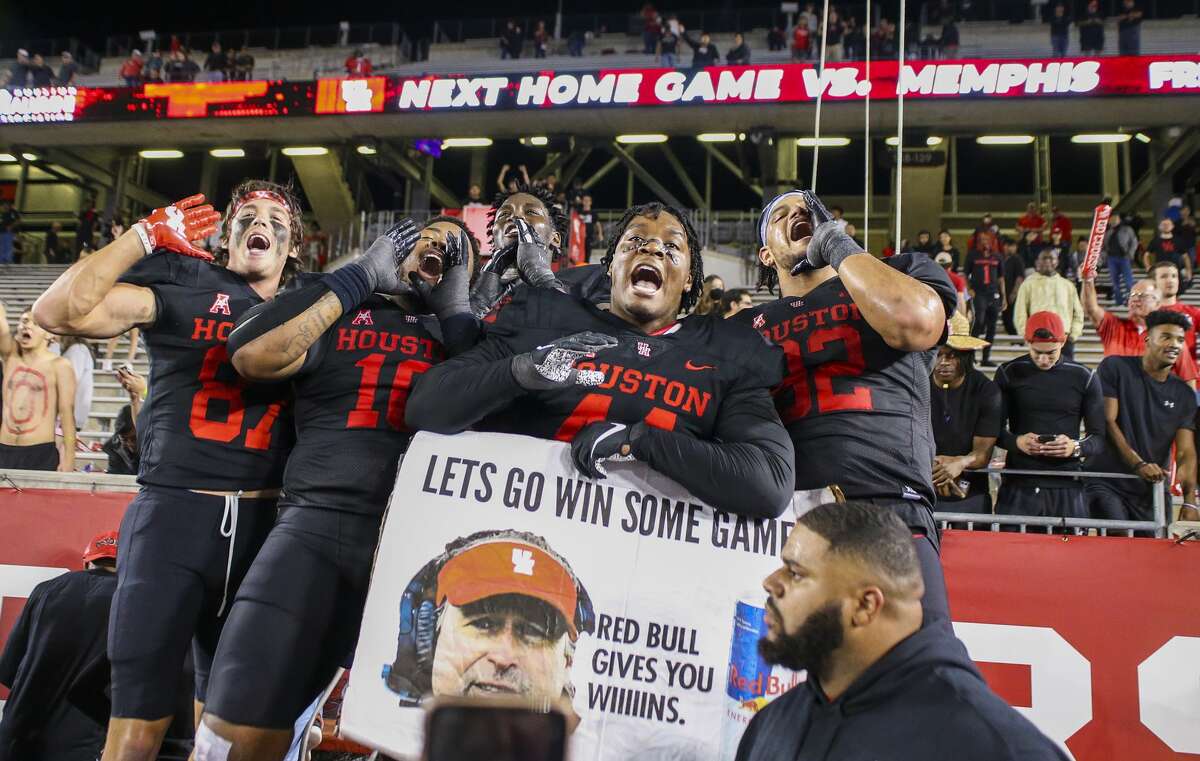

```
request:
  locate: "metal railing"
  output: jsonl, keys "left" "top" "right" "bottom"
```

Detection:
{"left": 102, "top": 22, "right": 404, "bottom": 58}
{"left": 933, "top": 467, "right": 1168, "bottom": 537}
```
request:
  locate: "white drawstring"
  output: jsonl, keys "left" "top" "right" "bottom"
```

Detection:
{"left": 216, "top": 491, "right": 242, "bottom": 617}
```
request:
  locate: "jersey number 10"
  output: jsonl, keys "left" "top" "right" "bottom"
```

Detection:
{"left": 347, "top": 354, "right": 433, "bottom": 431}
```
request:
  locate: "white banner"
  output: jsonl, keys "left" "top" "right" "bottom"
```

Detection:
{"left": 341, "top": 431, "right": 803, "bottom": 760}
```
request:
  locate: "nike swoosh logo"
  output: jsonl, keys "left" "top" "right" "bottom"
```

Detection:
{"left": 685, "top": 361, "right": 715, "bottom": 371}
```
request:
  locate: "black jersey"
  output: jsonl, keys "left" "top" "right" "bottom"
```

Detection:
{"left": 281, "top": 294, "right": 445, "bottom": 514}
{"left": 964, "top": 249, "right": 1003, "bottom": 294}
{"left": 407, "top": 286, "right": 795, "bottom": 517}
{"left": 739, "top": 253, "right": 959, "bottom": 508}
{"left": 119, "top": 253, "right": 294, "bottom": 491}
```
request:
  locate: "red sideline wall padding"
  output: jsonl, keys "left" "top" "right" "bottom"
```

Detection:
{"left": 0, "top": 488, "right": 132, "bottom": 698}
{"left": 942, "top": 530, "right": 1200, "bottom": 760}
{"left": 0, "top": 490, "right": 1197, "bottom": 758}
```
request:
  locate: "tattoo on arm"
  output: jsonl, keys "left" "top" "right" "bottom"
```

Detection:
{"left": 279, "top": 291, "right": 343, "bottom": 363}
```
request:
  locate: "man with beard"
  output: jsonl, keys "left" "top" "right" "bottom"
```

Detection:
{"left": 408, "top": 201, "right": 795, "bottom": 518}
{"left": 33, "top": 183, "right": 302, "bottom": 761}
{"left": 0, "top": 304, "right": 76, "bottom": 471}
{"left": 195, "top": 217, "right": 478, "bottom": 760}
{"left": 736, "top": 501, "right": 1067, "bottom": 761}
{"left": 471, "top": 183, "right": 609, "bottom": 318}
{"left": 1085, "top": 310, "right": 1199, "bottom": 524}
{"left": 738, "top": 190, "right": 958, "bottom": 624}
{"left": 930, "top": 314, "right": 1001, "bottom": 516}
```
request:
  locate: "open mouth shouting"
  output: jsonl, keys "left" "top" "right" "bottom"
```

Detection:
{"left": 789, "top": 212, "right": 813, "bottom": 243}
{"left": 16, "top": 328, "right": 33, "bottom": 344}
{"left": 419, "top": 246, "right": 445, "bottom": 279}
{"left": 630, "top": 262, "right": 665, "bottom": 296}
{"left": 246, "top": 231, "right": 272, "bottom": 255}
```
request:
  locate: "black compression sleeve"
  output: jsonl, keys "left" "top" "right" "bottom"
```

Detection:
{"left": 631, "top": 386, "right": 796, "bottom": 518}
{"left": 405, "top": 335, "right": 524, "bottom": 433}
{"left": 226, "top": 277, "right": 336, "bottom": 359}
{"left": 1079, "top": 369, "right": 1107, "bottom": 459}
{"left": 439, "top": 313, "right": 482, "bottom": 357}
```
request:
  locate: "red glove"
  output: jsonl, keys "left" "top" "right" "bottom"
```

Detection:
{"left": 134, "top": 194, "right": 221, "bottom": 261}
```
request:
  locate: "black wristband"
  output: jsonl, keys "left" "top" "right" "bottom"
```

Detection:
{"left": 325, "top": 262, "right": 373, "bottom": 311}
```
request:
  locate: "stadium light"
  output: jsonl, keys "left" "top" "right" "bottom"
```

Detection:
{"left": 20, "top": 152, "right": 37, "bottom": 161}
{"left": 976, "top": 135, "right": 1035, "bottom": 145}
{"left": 281, "top": 146, "right": 329, "bottom": 156}
{"left": 616, "top": 134, "right": 669, "bottom": 144}
{"left": 209, "top": 148, "right": 245, "bottom": 158}
{"left": 139, "top": 149, "right": 184, "bottom": 159}
{"left": 795, "top": 137, "right": 851, "bottom": 147}
{"left": 521, "top": 136, "right": 549, "bottom": 146}
{"left": 697, "top": 133, "right": 738, "bottom": 143}
{"left": 0, "top": 154, "right": 15, "bottom": 162}
{"left": 885, "top": 136, "right": 943, "bottom": 147}
{"left": 441, "top": 138, "right": 493, "bottom": 148}
{"left": 1135, "top": 132, "right": 1152, "bottom": 143}
{"left": 356, "top": 145, "right": 377, "bottom": 155}
{"left": 1071, "top": 133, "right": 1131, "bottom": 144}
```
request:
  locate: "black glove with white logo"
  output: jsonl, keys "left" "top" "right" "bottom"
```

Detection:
{"left": 571, "top": 421, "right": 648, "bottom": 479}
{"left": 510, "top": 331, "right": 618, "bottom": 391}
{"left": 789, "top": 190, "right": 867, "bottom": 275}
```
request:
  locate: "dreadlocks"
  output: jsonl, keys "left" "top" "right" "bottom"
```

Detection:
{"left": 756, "top": 259, "right": 779, "bottom": 295}
{"left": 488, "top": 182, "right": 569, "bottom": 258}
{"left": 215, "top": 179, "right": 306, "bottom": 284}
{"left": 600, "top": 202, "right": 705, "bottom": 314}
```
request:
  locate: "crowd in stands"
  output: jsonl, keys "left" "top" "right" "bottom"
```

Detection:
{"left": 116, "top": 40, "right": 255, "bottom": 85}
{"left": 929, "top": 197, "right": 1199, "bottom": 526}
{"left": 1, "top": 49, "right": 79, "bottom": 88}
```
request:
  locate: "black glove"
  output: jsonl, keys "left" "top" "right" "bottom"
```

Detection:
{"left": 362, "top": 219, "right": 420, "bottom": 294}
{"left": 788, "top": 190, "right": 866, "bottom": 276}
{"left": 408, "top": 228, "right": 472, "bottom": 320}
{"left": 513, "top": 217, "right": 561, "bottom": 289}
{"left": 470, "top": 242, "right": 519, "bottom": 318}
{"left": 510, "top": 331, "right": 619, "bottom": 391}
{"left": 571, "top": 421, "right": 647, "bottom": 479}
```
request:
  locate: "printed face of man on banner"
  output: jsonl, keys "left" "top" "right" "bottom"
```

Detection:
{"left": 386, "top": 530, "right": 594, "bottom": 710}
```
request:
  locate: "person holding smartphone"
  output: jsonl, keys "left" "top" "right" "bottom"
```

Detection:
{"left": 993, "top": 311, "right": 1106, "bottom": 521}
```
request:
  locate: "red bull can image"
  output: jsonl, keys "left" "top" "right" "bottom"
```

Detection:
{"left": 717, "top": 597, "right": 804, "bottom": 760}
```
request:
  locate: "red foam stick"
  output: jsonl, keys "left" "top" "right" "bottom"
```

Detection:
{"left": 1080, "top": 203, "right": 1112, "bottom": 280}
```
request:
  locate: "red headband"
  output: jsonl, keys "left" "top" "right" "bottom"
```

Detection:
{"left": 231, "top": 190, "right": 290, "bottom": 218}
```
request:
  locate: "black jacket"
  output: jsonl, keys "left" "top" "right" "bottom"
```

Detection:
{"left": 736, "top": 625, "right": 1068, "bottom": 761}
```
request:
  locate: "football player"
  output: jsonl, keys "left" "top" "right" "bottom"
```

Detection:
{"left": 472, "top": 182, "right": 609, "bottom": 318}
{"left": 740, "top": 190, "right": 958, "bottom": 623}
{"left": 33, "top": 182, "right": 303, "bottom": 761}
{"left": 409, "top": 201, "right": 795, "bottom": 518}
{"left": 190, "top": 217, "right": 478, "bottom": 760}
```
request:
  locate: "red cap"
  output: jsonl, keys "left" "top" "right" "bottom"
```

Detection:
{"left": 436, "top": 540, "right": 579, "bottom": 639}
{"left": 1024, "top": 311, "right": 1066, "bottom": 344}
{"left": 82, "top": 530, "right": 118, "bottom": 564}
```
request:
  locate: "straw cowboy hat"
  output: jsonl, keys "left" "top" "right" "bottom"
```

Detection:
{"left": 946, "top": 312, "right": 990, "bottom": 350}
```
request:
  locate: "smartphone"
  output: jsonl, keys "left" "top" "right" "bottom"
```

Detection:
{"left": 425, "top": 701, "right": 567, "bottom": 761}
{"left": 118, "top": 363, "right": 134, "bottom": 375}
{"left": 1037, "top": 434, "right": 1057, "bottom": 443}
